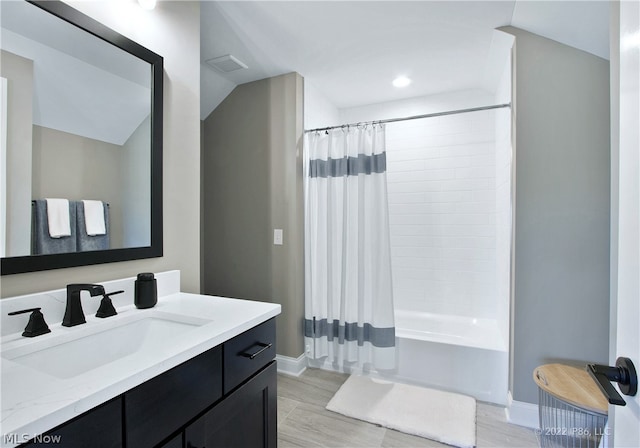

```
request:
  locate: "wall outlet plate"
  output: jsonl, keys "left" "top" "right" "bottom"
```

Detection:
{"left": 274, "top": 229, "right": 283, "bottom": 245}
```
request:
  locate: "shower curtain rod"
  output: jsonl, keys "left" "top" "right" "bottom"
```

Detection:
{"left": 304, "top": 103, "right": 512, "bottom": 133}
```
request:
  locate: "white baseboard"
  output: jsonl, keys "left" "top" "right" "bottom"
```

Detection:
{"left": 506, "top": 391, "right": 539, "bottom": 429}
{"left": 276, "top": 354, "right": 307, "bottom": 377}
{"left": 306, "top": 357, "right": 367, "bottom": 375}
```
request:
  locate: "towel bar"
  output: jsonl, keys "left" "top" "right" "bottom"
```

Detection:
{"left": 31, "top": 200, "right": 110, "bottom": 207}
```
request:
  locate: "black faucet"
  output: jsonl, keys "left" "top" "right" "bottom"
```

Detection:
{"left": 63, "top": 284, "right": 105, "bottom": 327}
{"left": 8, "top": 307, "right": 51, "bottom": 337}
{"left": 96, "top": 290, "right": 124, "bottom": 318}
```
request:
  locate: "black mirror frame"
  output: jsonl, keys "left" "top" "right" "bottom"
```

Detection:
{"left": 1, "top": 0, "right": 163, "bottom": 275}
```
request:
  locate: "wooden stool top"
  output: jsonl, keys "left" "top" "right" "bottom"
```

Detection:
{"left": 534, "top": 363, "right": 608, "bottom": 415}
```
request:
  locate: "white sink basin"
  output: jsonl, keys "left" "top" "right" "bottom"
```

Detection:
{"left": 1, "top": 312, "right": 211, "bottom": 379}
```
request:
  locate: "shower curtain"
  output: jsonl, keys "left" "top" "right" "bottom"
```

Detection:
{"left": 304, "top": 124, "right": 396, "bottom": 370}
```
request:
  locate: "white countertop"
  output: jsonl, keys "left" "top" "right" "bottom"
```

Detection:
{"left": 0, "top": 273, "right": 280, "bottom": 447}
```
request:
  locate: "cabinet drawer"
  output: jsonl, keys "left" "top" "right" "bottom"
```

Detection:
{"left": 125, "top": 345, "right": 222, "bottom": 448}
{"left": 224, "top": 318, "right": 276, "bottom": 394}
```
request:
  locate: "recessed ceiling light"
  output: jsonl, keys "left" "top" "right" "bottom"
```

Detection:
{"left": 392, "top": 76, "right": 411, "bottom": 88}
{"left": 138, "top": 0, "right": 156, "bottom": 10}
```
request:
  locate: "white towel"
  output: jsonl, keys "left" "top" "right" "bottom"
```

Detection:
{"left": 45, "top": 198, "right": 71, "bottom": 238}
{"left": 82, "top": 200, "right": 106, "bottom": 236}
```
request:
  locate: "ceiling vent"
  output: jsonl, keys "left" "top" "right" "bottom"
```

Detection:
{"left": 206, "top": 54, "right": 248, "bottom": 73}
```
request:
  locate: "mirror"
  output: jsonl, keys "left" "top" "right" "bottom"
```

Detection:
{"left": 0, "top": 0, "right": 163, "bottom": 275}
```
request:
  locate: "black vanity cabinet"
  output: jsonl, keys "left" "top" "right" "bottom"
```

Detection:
{"left": 185, "top": 355, "right": 277, "bottom": 448}
{"left": 124, "top": 345, "right": 224, "bottom": 447}
{"left": 21, "top": 318, "right": 276, "bottom": 448}
{"left": 182, "top": 317, "right": 277, "bottom": 448}
{"left": 22, "top": 398, "right": 122, "bottom": 448}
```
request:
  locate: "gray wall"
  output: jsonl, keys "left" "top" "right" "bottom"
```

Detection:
{"left": 31, "top": 125, "right": 125, "bottom": 248}
{"left": 122, "top": 115, "right": 151, "bottom": 248}
{"left": 500, "top": 26, "right": 611, "bottom": 404}
{"left": 1, "top": 1, "right": 201, "bottom": 298}
{"left": 202, "top": 72, "right": 305, "bottom": 359}
{"left": 1, "top": 50, "right": 33, "bottom": 257}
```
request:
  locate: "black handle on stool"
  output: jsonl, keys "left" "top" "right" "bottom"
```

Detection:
{"left": 587, "top": 357, "right": 638, "bottom": 406}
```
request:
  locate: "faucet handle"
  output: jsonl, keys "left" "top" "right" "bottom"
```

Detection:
{"left": 8, "top": 308, "right": 51, "bottom": 337}
{"left": 96, "top": 290, "right": 124, "bottom": 318}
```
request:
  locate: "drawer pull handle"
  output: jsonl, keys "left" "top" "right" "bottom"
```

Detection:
{"left": 240, "top": 342, "right": 272, "bottom": 360}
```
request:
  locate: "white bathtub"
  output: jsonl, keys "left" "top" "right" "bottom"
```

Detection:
{"left": 391, "top": 310, "right": 509, "bottom": 405}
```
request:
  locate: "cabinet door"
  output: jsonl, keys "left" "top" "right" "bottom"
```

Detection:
{"left": 125, "top": 346, "right": 222, "bottom": 448}
{"left": 158, "top": 433, "right": 183, "bottom": 448}
{"left": 23, "top": 398, "right": 122, "bottom": 448}
{"left": 185, "top": 361, "right": 277, "bottom": 448}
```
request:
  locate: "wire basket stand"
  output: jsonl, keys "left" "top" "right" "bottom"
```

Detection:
{"left": 534, "top": 364, "right": 608, "bottom": 448}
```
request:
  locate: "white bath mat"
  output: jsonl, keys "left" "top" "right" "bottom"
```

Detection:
{"left": 326, "top": 375, "right": 476, "bottom": 448}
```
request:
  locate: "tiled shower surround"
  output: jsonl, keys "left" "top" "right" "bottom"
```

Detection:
{"left": 386, "top": 110, "right": 501, "bottom": 319}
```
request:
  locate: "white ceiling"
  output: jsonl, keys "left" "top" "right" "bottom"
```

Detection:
{"left": 200, "top": 0, "right": 610, "bottom": 120}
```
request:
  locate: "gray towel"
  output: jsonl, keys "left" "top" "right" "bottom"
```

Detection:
{"left": 32, "top": 200, "right": 77, "bottom": 255}
{"left": 77, "top": 201, "right": 110, "bottom": 252}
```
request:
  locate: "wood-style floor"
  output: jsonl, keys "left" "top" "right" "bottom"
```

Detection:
{"left": 277, "top": 368, "right": 539, "bottom": 448}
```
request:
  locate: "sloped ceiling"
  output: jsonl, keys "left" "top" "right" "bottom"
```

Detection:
{"left": 201, "top": 0, "right": 610, "bottom": 120}
{"left": 1, "top": 1, "right": 151, "bottom": 146}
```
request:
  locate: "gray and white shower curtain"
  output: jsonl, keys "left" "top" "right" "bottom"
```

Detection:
{"left": 304, "top": 124, "right": 396, "bottom": 370}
